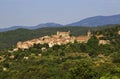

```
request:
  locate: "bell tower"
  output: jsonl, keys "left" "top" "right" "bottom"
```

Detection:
{"left": 87, "top": 29, "right": 91, "bottom": 37}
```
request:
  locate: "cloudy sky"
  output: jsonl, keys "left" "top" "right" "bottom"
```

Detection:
{"left": 0, "top": 0, "right": 120, "bottom": 28}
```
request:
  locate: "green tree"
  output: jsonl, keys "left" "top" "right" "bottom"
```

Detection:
{"left": 111, "top": 52, "right": 120, "bottom": 63}
{"left": 69, "top": 61, "right": 100, "bottom": 79}
{"left": 87, "top": 36, "right": 99, "bottom": 56}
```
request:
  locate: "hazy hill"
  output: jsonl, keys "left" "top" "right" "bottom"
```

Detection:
{"left": 67, "top": 14, "right": 120, "bottom": 26}
{"left": 0, "top": 23, "right": 63, "bottom": 32}
{"left": 28, "top": 23, "right": 63, "bottom": 30}
{"left": 1, "top": 14, "right": 120, "bottom": 32}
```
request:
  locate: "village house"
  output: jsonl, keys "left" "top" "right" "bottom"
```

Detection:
{"left": 99, "top": 40, "right": 110, "bottom": 45}
{"left": 96, "top": 34, "right": 110, "bottom": 45}
{"left": 57, "top": 31, "right": 70, "bottom": 38}
{"left": 96, "top": 34, "right": 104, "bottom": 39}
{"left": 24, "top": 56, "right": 29, "bottom": 60}
{"left": 9, "top": 55, "right": 15, "bottom": 59}
{"left": 118, "top": 30, "right": 120, "bottom": 35}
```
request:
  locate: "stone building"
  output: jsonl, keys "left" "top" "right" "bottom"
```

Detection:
{"left": 118, "top": 30, "right": 120, "bottom": 35}
{"left": 99, "top": 40, "right": 110, "bottom": 45}
{"left": 76, "top": 30, "right": 92, "bottom": 43}
{"left": 57, "top": 31, "right": 70, "bottom": 38}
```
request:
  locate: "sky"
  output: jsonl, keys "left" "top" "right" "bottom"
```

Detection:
{"left": 0, "top": 0, "right": 120, "bottom": 28}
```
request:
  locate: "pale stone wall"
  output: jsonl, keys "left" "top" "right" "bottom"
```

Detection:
{"left": 57, "top": 31, "right": 70, "bottom": 38}
{"left": 99, "top": 40, "right": 110, "bottom": 45}
{"left": 118, "top": 30, "right": 120, "bottom": 35}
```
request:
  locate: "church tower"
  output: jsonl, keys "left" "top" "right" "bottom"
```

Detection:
{"left": 87, "top": 29, "right": 91, "bottom": 37}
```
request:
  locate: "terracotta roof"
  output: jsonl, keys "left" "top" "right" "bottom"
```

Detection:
{"left": 76, "top": 36, "right": 89, "bottom": 40}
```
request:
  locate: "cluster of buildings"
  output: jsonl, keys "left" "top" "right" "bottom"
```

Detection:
{"left": 16, "top": 30, "right": 92, "bottom": 50}
{"left": 14, "top": 29, "right": 118, "bottom": 50}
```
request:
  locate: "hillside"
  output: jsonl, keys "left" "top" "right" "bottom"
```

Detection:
{"left": 0, "top": 25, "right": 120, "bottom": 79}
{"left": 68, "top": 14, "right": 120, "bottom": 26}
{"left": 0, "top": 25, "right": 116, "bottom": 50}
{"left": 0, "top": 27, "right": 88, "bottom": 50}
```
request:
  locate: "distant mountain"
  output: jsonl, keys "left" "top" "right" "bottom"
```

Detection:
{"left": 0, "top": 23, "right": 63, "bottom": 32}
{"left": 28, "top": 23, "right": 63, "bottom": 30}
{"left": 67, "top": 14, "right": 120, "bottom": 26}
{"left": 0, "top": 26, "right": 27, "bottom": 32}
{"left": 1, "top": 14, "right": 120, "bottom": 32}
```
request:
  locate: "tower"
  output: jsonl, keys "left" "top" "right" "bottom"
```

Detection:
{"left": 87, "top": 29, "right": 91, "bottom": 37}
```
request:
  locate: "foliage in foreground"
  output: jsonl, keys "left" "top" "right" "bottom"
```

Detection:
{"left": 0, "top": 38, "right": 120, "bottom": 79}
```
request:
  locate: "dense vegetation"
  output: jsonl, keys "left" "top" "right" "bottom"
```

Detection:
{"left": 0, "top": 25, "right": 120, "bottom": 79}
{"left": 0, "top": 25, "right": 115, "bottom": 50}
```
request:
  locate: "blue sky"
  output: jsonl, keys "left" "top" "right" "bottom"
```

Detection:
{"left": 0, "top": 0, "right": 120, "bottom": 28}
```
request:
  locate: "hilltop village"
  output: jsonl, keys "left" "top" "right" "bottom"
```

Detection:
{"left": 1, "top": 26, "right": 120, "bottom": 79}
{"left": 16, "top": 30, "right": 91, "bottom": 50}
{"left": 13, "top": 30, "right": 110, "bottom": 51}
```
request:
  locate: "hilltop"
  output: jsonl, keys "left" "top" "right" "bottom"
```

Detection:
{"left": 67, "top": 14, "right": 120, "bottom": 26}
{"left": 0, "top": 23, "right": 63, "bottom": 32}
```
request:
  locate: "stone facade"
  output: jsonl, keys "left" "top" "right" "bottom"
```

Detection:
{"left": 99, "top": 40, "right": 110, "bottom": 45}
{"left": 76, "top": 30, "right": 91, "bottom": 43}
{"left": 96, "top": 34, "right": 110, "bottom": 45}
{"left": 96, "top": 35, "right": 104, "bottom": 39}
{"left": 118, "top": 30, "right": 120, "bottom": 35}
{"left": 57, "top": 31, "right": 70, "bottom": 38}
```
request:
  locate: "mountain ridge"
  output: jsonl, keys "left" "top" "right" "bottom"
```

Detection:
{"left": 68, "top": 14, "right": 120, "bottom": 26}
{"left": 1, "top": 14, "right": 120, "bottom": 32}
{"left": 0, "top": 23, "right": 63, "bottom": 32}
